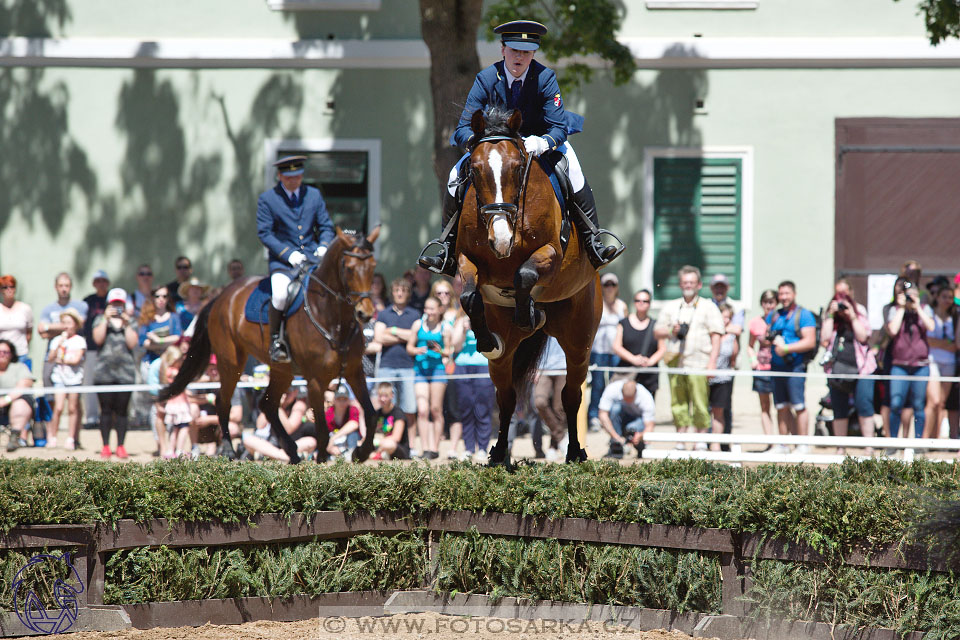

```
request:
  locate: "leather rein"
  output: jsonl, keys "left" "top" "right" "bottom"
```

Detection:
{"left": 301, "top": 246, "right": 374, "bottom": 355}
{"left": 470, "top": 135, "right": 535, "bottom": 236}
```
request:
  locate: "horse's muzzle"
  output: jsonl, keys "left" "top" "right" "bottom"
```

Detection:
{"left": 354, "top": 299, "right": 375, "bottom": 324}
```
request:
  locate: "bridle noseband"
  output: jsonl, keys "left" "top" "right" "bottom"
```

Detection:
{"left": 470, "top": 135, "right": 535, "bottom": 231}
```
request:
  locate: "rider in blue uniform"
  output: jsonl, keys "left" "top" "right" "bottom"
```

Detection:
{"left": 256, "top": 155, "right": 335, "bottom": 363}
{"left": 419, "top": 20, "right": 620, "bottom": 277}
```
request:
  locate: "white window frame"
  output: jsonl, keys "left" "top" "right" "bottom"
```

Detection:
{"left": 264, "top": 137, "right": 381, "bottom": 258}
{"left": 642, "top": 146, "right": 754, "bottom": 309}
{"left": 645, "top": 1, "right": 758, "bottom": 9}
{"left": 266, "top": 0, "right": 381, "bottom": 11}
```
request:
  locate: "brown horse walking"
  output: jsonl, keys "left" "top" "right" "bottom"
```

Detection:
{"left": 456, "top": 107, "right": 604, "bottom": 464}
{"left": 158, "top": 227, "right": 381, "bottom": 463}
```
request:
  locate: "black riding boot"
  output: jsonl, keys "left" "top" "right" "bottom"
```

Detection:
{"left": 572, "top": 184, "right": 619, "bottom": 269}
{"left": 418, "top": 189, "right": 460, "bottom": 277}
{"left": 268, "top": 305, "right": 291, "bottom": 364}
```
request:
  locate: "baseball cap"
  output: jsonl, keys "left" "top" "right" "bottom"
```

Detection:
{"left": 106, "top": 288, "right": 128, "bottom": 304}
{"left": 600, "top": 273, "right": 618, "bottom": 286}
{"left": 710, "top": 274, "right": 729, "bottom": 286}
{"left": 92, "top": 269, "right": 110, "bottom": 282}
{"left": 334, "top": 384, "right": 350, "bottom": 399}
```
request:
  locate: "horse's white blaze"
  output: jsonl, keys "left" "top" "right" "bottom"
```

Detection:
{"left": 491, "top": 215, "right": 512, "bottom": 255}
{"left": 488, "top": 148, "right": 503, "bottom": 203}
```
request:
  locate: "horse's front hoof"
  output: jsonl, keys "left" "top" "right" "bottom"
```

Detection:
{"left": 217, "top": 441, "right": 237, "bottom": 461}
{"left": 479, "top": 333, "right": 504, "bottom": 360}
{"left": 565, "top": 447, "right": 588, "bottom": 463}
{"left": 351, "top": 444, "right": 372, "bottom": 463}
{"left": 488, "top": 445, "right": 509, "bottom": 466}
{"left": 287, "top": 451, "right": 302, "bottom": 464}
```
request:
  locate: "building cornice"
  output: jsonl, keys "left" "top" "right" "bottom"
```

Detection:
{"left": 2, "top": 36, "right": 960, "bottom": 69}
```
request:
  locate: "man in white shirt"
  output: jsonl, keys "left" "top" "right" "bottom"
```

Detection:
{"left": 598, "top": 379, "right": 656, "bottom": 459}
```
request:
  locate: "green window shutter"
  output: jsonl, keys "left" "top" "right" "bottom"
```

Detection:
{"left": 653, "top": 157, "right": 742, "bottom": 299}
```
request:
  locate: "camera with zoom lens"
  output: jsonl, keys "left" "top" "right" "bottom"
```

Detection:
{"left": 676, "top": 323, "right": 690, "bottom": 341}
{"left": 837, "top": 302, "right": 848, "bottom": 312}
{"left": 765, "top": 328, "right": 782, "bottom": 343}
{"left": 903, "top": 280, "right": 914, "bottom": 291}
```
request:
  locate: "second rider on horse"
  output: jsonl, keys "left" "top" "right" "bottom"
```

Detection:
{"left": 419, "top": 19, "right": 620, "bottom": 277}
{"left": 256, "top": 155, "right": 335, "bottom": 363}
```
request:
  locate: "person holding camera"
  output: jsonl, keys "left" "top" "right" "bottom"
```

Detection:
{"left": 91, "top": 289, "right": 139, "bottom": 459}
{"left": 654, "top": 266, "right": 724, "bottom": 446}
{"left": 885, "top": 277, "right": 935, "bottom": 439}
{"left": 765, "top": 280, "right": 818, "bottom": 453}
{"left": 820, "top": 279, "right": 875, "bottom": 455}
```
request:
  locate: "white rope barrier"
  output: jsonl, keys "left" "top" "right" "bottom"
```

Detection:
{"left": 0, "top": 362, "right": 952, "bottom": 396}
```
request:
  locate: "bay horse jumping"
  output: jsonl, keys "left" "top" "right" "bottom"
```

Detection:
{"left": 457, "top": 107, "right": 605, "bottom": 464}
{"left": 158, "top": 226, "right": 381, "bottom": 464}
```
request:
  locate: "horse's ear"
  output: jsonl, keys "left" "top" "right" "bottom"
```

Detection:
{"left": 470, "top": 109, "right": 485, "bottom": 137}
{"left": 335, "top": 226, "right": 348, "bottom": 242}
{"left": 366, "top": 225, "right": 381, "bottom": 245}
{"left": 507, "top": 109, "right": 522, "bottom": 135}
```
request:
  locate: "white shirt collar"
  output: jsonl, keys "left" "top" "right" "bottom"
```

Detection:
{"left": 283, "top": 186, "right": 299, "bottom": 200}
{"left": 505, "top": 67, "right": 529, "bottom": 88}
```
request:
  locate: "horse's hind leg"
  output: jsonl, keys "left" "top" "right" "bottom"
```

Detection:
{"left": 260, "top": 370, "right": 301, "bottom": 464}
{"left": 487, "top": 358, "right": 517, "bottom": 466}
{"left": 215, "top": 362, "right": 243, "bottom": 460}
{"left": 343, "top": 366, "right": 376, "bottom": 463}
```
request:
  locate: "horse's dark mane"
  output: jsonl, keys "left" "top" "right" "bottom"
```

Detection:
{"left": 480, "top": 106, "right": 519, "bottom": 138}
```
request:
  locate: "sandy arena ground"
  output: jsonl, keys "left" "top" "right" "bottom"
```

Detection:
{"left": 68, "top": 612, "right": 733, "bottom": 640}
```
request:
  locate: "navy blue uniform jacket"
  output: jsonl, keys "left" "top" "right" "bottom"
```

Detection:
{"left": 451, "top": 60, "right": 584, "bottom": 150}
{"left": 256, "top": 183, "right": 335, "bottom": 274}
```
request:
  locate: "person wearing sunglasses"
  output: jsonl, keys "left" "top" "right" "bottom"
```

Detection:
{"left": 131, "top": 264, "right": 155, "bottom": 318}
{"left": 613, "top": 289, "right": 666, "bottom": 399}
{"left": 161, "top": 257, "right": 192, "bottom": 308}
{"left": 0, "top": 338, "right": 35, "bottom": 452}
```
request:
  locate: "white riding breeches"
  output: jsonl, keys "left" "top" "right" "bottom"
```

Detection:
{"left": 447, "top": 141, "right": 585, "bottom": 195}
{"left": 271, "top": 272, "right": 292, "bottom": 310}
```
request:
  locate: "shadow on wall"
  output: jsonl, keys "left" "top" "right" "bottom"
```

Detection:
{"left": 80, "top": 70, "right": 223, "bottom": 280}
{"left": 214, "top": 72, "right": 306, "bottom": 275}
{"left": 583, "top": 44, "right": 707, "bottom": 293}
{"left": 0, "top": 1, "right": 97, "bottom": 275}
{"left": 327, "top": 68, "right": 434, "bottom": 278}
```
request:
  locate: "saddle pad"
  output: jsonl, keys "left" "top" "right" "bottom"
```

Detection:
{"left": 539, "top": 157, "right": 566, "bottom": 212}
{"left": 244, "top": 274, "right": 308, "bottom": 325}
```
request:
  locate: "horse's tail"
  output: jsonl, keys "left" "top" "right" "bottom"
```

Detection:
{"left": 512, "top": 329, "right": 548, "bottom": 400}
{"left": 156, "top": 298, "right": 215, "bottom": 403}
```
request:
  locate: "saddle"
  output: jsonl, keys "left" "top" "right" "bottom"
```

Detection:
{"left": 243, "top": 267, "right": 313, "bottom": 324}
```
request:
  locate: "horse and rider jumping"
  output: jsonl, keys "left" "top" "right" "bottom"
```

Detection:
{"left": 419, "top": 20, "right": 627, "bottom": 465}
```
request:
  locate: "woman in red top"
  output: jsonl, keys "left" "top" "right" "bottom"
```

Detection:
{"left": 747, "top": 290, "right": 778, "bottom": 445}
{"left": 324, "top": 384, "right": 360, "bottom": 457}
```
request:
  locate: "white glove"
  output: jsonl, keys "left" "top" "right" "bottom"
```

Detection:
{"left": 523, "top": 135, "right": 550, "bottom": 157}
{"left": 314, "top": 245, "right": 328, "bottom": 259}
{"left": 288, "top": 251, "right": 306, "bottom": 266}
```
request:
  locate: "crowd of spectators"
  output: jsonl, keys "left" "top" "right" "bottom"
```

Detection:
{"left": 1, "top": 255, "right": 959, "bottom": 463}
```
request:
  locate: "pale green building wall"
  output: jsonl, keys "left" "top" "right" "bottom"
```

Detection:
{"left": 0, "top": 0, "right": 953, "bottom": 366}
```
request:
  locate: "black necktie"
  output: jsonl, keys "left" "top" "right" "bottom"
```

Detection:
{"left": 510, "top": 79, "right": 522, "bottom": 108}
{"left": 290, "top": 192, "right": 298, "bottom": 206}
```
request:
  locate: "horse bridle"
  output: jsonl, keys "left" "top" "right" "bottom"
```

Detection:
{"left": 302, "top": 245, "right": 374, "bottom": 354}
{"left": 470, "top": 135, "right": 535, "bottom": 231}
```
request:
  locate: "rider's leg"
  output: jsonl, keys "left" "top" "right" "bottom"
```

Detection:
{"left": 419, "top": 156, "right": 468, "bottom": 277}
{"left": 269, "top": 272, "right": 292, "bottom": 363}
{"left": 563, "top": 143, "right": 619, "bottom": 268}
